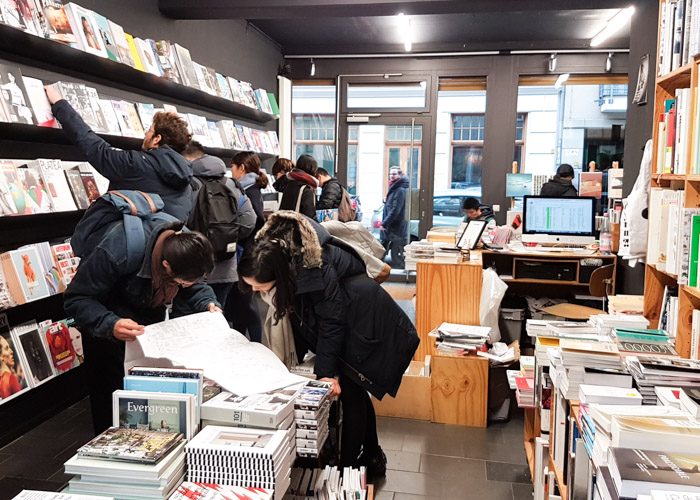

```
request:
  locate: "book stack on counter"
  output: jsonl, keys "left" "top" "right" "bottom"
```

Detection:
{"left": 285, "top": 466, "right": 368, "bottom": 500}
{"left": 295, "top": 381, "right": 333, "bottom": 459}
{"left": 589, "top": 314, "right": 650, "bottom": 337}
{"left": 607, "top": 295, "right": 644, "bottom": 316}
{"left": 12, "top": 491, "right": 111, "bottom": 499}
{"left": 625, "top": 357, "right": 700, "bottom": 405}
{"left": 534, "top": 336, "right": 559, "bottom": 367}
{"left": 185, "top": 425, "right": 295, "bottom": 500}
{"left": 403, "top": 241, "right": 434, "bottom": 271}
{"left": 433, "top": 322, "right": 491, "bottom": 355}
{"left": 63, "top": 427, "right": 186, "bottom": 499}
{"left": 290, "top": 354, "right": 317, "bottom": 380}
{"left": 612, "top": 327, "right": 679, "bottom": 361}
{"left": 170, "top": 482, "right": 273, "bottom": 499}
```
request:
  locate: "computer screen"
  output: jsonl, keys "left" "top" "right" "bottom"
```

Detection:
{"left": 522, "top": 196, "right": 596, "bottom": 244}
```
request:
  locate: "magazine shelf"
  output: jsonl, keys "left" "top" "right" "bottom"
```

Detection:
{"left": 0, "top": 210, "right": 85, "bottom": 249}
{"left": 0, "top": 24, "right": 276, "bottom": 125}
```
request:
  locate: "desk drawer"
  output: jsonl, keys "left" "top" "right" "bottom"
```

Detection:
{"left": 513, "top": 258, "right": 578, "bottom": 282}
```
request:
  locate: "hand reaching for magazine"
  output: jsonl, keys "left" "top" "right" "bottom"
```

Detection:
{"left": 113, "top": 318, "right": 145, "bottom": 342}
{"left": 319, "top": 377, "right": 341, "bottom": 398}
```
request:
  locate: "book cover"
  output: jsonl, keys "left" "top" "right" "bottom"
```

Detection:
{"left": 0, "top": 313, "right": 31, "bottom": 403}
{"left": 173, "top": 43, "right": 197, "bottom": 89}
{"left": 124, "top": 33, "right": 144, "bottom": 71}
{"left": 111, "top": 100, "right": 143, "bottom": 138}
{"left": 227, "top": 77, "right": 246, "bottom": 104}
{"left": 108, "top": 20, "right": 133, "bottom": 67}
{"left": 84, "top": 86, "right": 109, "bottom": 134}
{"left": 678, "top": 209, "right": 700, "bottom": 285}
{"left": 170, "top": 483, "right": 273, "bottom": 500}
{"left": 40, "top": 318, "right": 76, "bottom": 373}
{"left": 254, "top": 88, "right": 273, "bottom": 114}
{"left": 113, "top": 390, "right": 195, "bottom": 439}
{"left": 16, "top": 0, "right": 43, "bottom": 36}
{"left": 239, "top": 81, "right": 258, "bottom": 108}
{"left": 78, "top": 169, "right": 99, "bottom": 203}
{"left": 617, "top": 341, "right": 678, "bottom": 357}
{"left": 135, "top": 38, "right": 161, "bottom": 77}
{"left": 97, "top": 98, "right": 122, "bottom": 135}
{"left": 187, "top": 113, "right": 208, "bottom": 144}
{"left": 64, "top": 168, "right": 90, "bottom": 209}
{"left": 135, "top": 103, "right": 155, "bottom": 131}
{"left": 22, "top": 76, "right": 57, "bottom": 128}
{"left": 63, "top": 3, "right": 108, "bottom": 58}
{"left": 123, "top": 374, "right": 202, "bottom": 420}
{"left": 12, "top": 321, "right": 55, "bottom": 385}
{"left": 186, "top": 425, "right": 286, "bottom": 456}
{"left": 1, "top": 247, "right": 50, "bottom": 303}
{"left": 0, "top": 63, "right": 34, "bottom": 124}
{"left": 201, "top": 388, "right": 296, "bottom": 428}
{"left": 0, "top": 160, "right": 22, "bottom": 215}
{"left": 154, "top": 40, "right": 181, "bottom": 83}
{"left": 36, "top": 0, "right": 77, "bottom": 45}
{"left": 17, "top": 166, "right": 51, "bottom": 213}
{"left": 25, "top": 241, "right": 62, "bottom": 295}
{"left": 0, "top": 265, "right": 17, "bottom": 311}
{"left": 267, "top": 131, "right": 280, "bottom": 155}
{"left": 90, "top": 12, "right": 119, "bottom": 62}
{"left": 215, "top": 73, "right": 233, "bottom": 101}
{"left": 67, "top": 322, "right": 84, "bottom": 367}
{"left": 203, "top": 66, "right": 219, "bottom": 96}
{"left": 78, "top": 427, "right": 183, "bottom": 464}
{"left": 50, "top": 242, "right": 79, "bottom": 287}
{"left": 579, "top": 172, "right": 604, "bottom": 199}
{"left": 79, "top": 163, "right": 109, "bottom": 196}
{"left": 215, "top": 120, "right": 233, "bottom": 149}
{"left": 0, "top": 0, "right": 26, "bottom": 30}
{"left": 53, "top": 82, "right": 102, "bottom": 133}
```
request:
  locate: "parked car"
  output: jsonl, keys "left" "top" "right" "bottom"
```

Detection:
{"left": 370, "top": 188, "right": 481, "bottom": 240}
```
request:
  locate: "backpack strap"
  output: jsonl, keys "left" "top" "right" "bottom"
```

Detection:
{"left": 109, "top": 191, "right": 161, "bottom": 271}
{"left": 295, "top": 185, "right": 307, "bottom": 213}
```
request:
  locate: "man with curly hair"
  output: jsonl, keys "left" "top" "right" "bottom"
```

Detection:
{"left": 45, "top": 85, "right": 193, "bottom": 221}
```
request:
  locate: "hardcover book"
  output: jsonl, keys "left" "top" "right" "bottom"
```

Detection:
{"left": 63, "top": 3, "right": 108, "bottom": 58}
{"left": 40, "top": 318, "right": 76, "bottom": 373}
{"left": 91, "top": 12, "right": 119, "bottom": 62}
{"left": 186, "top": 425, "right": 287, "bottom": 457}
{"left": 123, "top": 374, "right": 202, "bottom": 421}
{"left": 0, "top": 313, "right": 31, "bottom": 403}
{"left": 0, "top": 246, "right": 51, "bottom": 303}
{"left": 113, "top": 390, "right": 196, "bottom": 439}
{"left": 27, "top": 158, "right": 77, "bottom": 212}
{"left": 36, "top": 0, "right": 77, "bottom": 45}
{"left": 22, "top": 76, "right": 57, "bottom": 128}
{"left": 64, "top": 167, "right": 90, "bottom": 209}
{"left": 0, "top": 63, "right": 34, "bottom": 124}
{"left": 201, "top": 387, "right": 297, "bottom": 429}
{"left": 78, "top": 427, "right": 184, "bottom": 464}
{"left": 11, "top": 321, "right": 55, "bottom": 385}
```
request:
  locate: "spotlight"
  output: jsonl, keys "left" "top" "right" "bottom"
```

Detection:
{"left": 548, "top": 53, "right": 557, "bottom": 72}
{"left": 591, "top": 6, "right": 635, "bottom": 47}
{"left": 606, "top": 52, "right": 613, "bottom": 72}
{"left": 310, "top": 58, "right": 315, "bottom": 77}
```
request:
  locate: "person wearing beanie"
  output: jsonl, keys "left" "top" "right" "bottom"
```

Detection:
{"left": 539, "top": 163, "right": 578, "bottom": 197}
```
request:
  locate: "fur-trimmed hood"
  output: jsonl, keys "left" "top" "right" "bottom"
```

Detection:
{"left": 256, "top": 210, "right": 323, "bottom": 268}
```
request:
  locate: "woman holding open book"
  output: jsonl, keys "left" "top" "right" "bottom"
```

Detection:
{"left": 238, "top": 210, "right": 419, "bottom": 480}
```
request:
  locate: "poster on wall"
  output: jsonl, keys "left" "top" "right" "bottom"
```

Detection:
{"left": 633, "top": 54, "right": 649, "bottom": 105}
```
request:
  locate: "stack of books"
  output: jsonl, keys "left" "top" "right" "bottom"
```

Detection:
{"left": 185, "top": 425, "right": 295, "bottom": 499}
{"left": 285, "top": 466, "right": 368, "bottom": 500}
{"left": 200, "top": 386, "right": 298, "bottom": 431}
{"left": 578, "top": 384, "right": 642, "bottom": 406}
{"left": 680, "top": 387, "right": 700, "bottom": 417}
{"left": 434, "top": 322, "right": 491, "bottom": 355}
{"left": 63, "top": 427, "right": 186, "bottom": 499}
{"left": 294, "top": 381, "right": 333, "bottom": 458}
{"left": 612, "top": 327, "right": 679, "bottom": 359}
{"left": 515, "top": 375, "right": 535, "bottom": 408}
{"left": 626, "top": 356, "right": 700, "bottom": 405}
{"left": 403, "top": 241, "right": 434, "bottom": 271}
{"left": 170, "top": 482, "right": 273, "bottom": 499}
{"left": 607, "top": 295, "right": 645, "bottom": 316}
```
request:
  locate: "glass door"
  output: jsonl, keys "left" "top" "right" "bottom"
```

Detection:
{"left": 339, "top": 116, "right": 430, "bottom": 269}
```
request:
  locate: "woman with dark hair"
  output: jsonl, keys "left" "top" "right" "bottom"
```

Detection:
{"left": 238, "top": 211, "right": 419, "bottom": 480}
{"left": 279, "top": 154, "right": 318, "bottom": 218}
{"left": 271, "top": 157, "right": 294, "bottom": 193}
{"left": 226, "top": 151, "right": 267, "bottom": 342}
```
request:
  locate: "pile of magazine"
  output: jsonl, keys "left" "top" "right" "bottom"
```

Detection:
{"left": 64, "top": 427, "right": 186, "bottom": 499}
{"left": 294, "top": 381, "right": 333, "bottom": 458}
{"left": 170, "top": 482, "right": 273, "bottom": 500}
{"left": 433, "top": 322, "right": 491, "bottom": 355}
{"left": 285, "top": 466, "right": 368, "bottom": 500}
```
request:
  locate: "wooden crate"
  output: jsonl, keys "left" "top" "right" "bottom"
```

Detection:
{"left": 372, "top": 360, "right": 432, "bottom": 421}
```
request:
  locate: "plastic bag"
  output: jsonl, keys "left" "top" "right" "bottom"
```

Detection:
{"left": 480, "top": 267, "right": 508, "bottom": 343}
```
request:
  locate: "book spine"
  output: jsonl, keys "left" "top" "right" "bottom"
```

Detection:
{"left": 689, "top": 215, "right": 700, "bottom": 286}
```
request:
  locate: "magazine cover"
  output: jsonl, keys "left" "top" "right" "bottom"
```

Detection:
{"left": 135, "top": 38, "right": 162, "bottom": 77}
{"left": 0, "top": 1, "right": 26, "bottom": 30}
{"left": 192, "top": 63, "right": 210, "bottom": 94}
{"left": 84, "top": 86, "right": 109, "bottom": 134}
{"left": 154, "top": 40, "right": 181, "bottom": 83}
{"left": 64, "top": 168, "right": 90, "bottom": 209}
{"left": 135, "top": 103, "right": 156, "bottom": 131}
{"left": 50, "top": 242, "right": 79, "bottom": 287}
{"left": 187, "top": 114, "right": 208, "bottom": 143}
{"left": 0, "top": 266, "right": 17, "bottom": 311}
{"left": 91, "top": 12, "right": 119, "bottom": 62}
{"left": 16, "top": 0, "right": 43, "bottom": 36}
{"left": 97, "top": 99, "right": 122, "bottom": 135}
{"left": 203, "top": 67, "right": 219, "bottom": 96}
{"left": 27, "top": 159, "right": 76, "bottom": 212}
{"left": 78, "top": 169, "right": 100, "bottom": 203}
{"left": 12, "top": 321, "right": 56, "bottom": 385}
{"left": 22, "top": 76, "right": 58, "bottom": 128}
{"left": 67, "top": 323, "right": 84, "bottom": 367}
{"left": 108, "top": 20, "right": 133, "bottom": 67}
{"left": 173, "top": 43, "right": 198, "bottom": 89}
{"left": 0, "top": 313, "right": 31, "bottom": 403}
{"left": 17, "top": 166, "right": 51, "bottom": 213}
{"left": 215, "top": 73, "right": 233, "bottom": 101}
{"left": 40, "top": 319, "right": 76, "bottom": 373}
{"left": 0, "top": 63, "right": 34, "bottom": 124}
{"left": 36, "top": 0, "right": 77, "bottom": 45}
{"left": 4, "top": 247, "right": 51, "bottom": 302}
{"left": 113, "top": 390, "right": 196, "bottom": 439}
{"left": 25, "top": 241, "right": 63, "bottom": 295}
{"left": 0, "top": 161, "right": 22, "bottom": 215}
{"left": 64, "top": 3, "right": 108, "bottom": 58}
{"left": 78, "top": 427, "right": 183, "bottom": 464}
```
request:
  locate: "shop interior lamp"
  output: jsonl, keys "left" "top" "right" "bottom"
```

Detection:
{"left": 590, "top": 6, "right": 635, "bottom": 47}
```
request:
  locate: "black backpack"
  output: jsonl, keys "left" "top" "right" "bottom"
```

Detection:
{"left": 188, "top": 176, "right": 256, "bottom": 261}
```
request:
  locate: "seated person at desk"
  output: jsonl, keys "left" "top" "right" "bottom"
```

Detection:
{"left": 539, "top": 163, "right": 578, "bottom": 197}
{"left": 462, "top": 197, "right": 497, "bottom": 232}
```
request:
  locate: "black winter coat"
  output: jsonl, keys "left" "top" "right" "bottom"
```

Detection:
{"left": 52, "top": 100, "right": 193, "bottom": 221}
{"left": 382, "top": 176, "right": 409, "bottom": 238}
{"left": 291, "top": 223, "right": 419, "bottom": 399}
{"left": 279, "top": 179, "right": 316, "bottom": 218}
{"left": 316, "top": 178, "right": 343, "bottom": 210}
{"left": 540, "top": 176, "right": 578, "bottom": 197}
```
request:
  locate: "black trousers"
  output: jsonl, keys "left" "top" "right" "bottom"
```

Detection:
{"left": 339, "top": 374, "right": 379, "bottom": 467}
{"left": 225, "top": 284, "right": 262, "bottom": 343}
{"left": 82, "top": 332, "right": 125, "bottom": 435}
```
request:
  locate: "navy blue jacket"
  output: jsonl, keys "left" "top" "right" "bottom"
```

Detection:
{"left": 64, "top": 220, "right": 218, "bottom": 341}
{"left": 52, "top": 100, "right": 193, "bottom": 222}
{"left": 382, "top": 176, "right": 409, "bottom": 237}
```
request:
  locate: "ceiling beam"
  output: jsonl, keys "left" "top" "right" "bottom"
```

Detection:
{"left": 158, "top": 0, "right": 633, "bottom": 19}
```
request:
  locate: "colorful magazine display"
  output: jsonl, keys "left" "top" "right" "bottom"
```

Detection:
{"left": 78, "top": 427, "right": 183, "bottom": 464}
{"left": 41, "top": 319, "right": 77, "bottom": 373}
{"left": 0, "top": 313, "right": 31, "bottom": 403}
{"left": 12, "top": 321, "right": 55, "bottom": 385}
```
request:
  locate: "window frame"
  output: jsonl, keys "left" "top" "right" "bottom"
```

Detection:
{"left": 449, "top": 113, "right": 486, "bottom": 189}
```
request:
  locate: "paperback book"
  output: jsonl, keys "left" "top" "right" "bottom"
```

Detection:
{"left": 108, "top": 20, "right": 133, "bottom": 67}
{"left": 201, "top": 385, "right": 297, "bottom": 429}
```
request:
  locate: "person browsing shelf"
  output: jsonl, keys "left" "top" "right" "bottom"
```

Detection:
{"left": 271, "top": 157, "right": 294, "bottom": 193}
{"left": 64, "top": 223, "right": 219, "bottom": 434}
{"left": 238, "top": 211, "right": 418, "bottom": 481}
{"left": 44, "top": 85, "right": 193, "bottom": 221}
{"left": 539, "top": 163, "right": 578, "bottom": 197}
{"left": 279, "top": 154, "right": 318, "bottom": 218}
{"left": 316, "top": 168, "right": 344, "bottom": 210}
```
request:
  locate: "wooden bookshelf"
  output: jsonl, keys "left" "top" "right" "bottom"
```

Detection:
{"left": 523, "top": 407, "right": 539, "bottom": 480}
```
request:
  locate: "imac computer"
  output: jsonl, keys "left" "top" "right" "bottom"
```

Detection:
{"left": 522, "top": 196, "right": 596, "bottom": 245}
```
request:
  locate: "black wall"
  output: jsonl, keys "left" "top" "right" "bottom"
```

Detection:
{"left": 78, "top": 0, "right": 283, "bottom": 93}
{"left": 618, "top": 0, "right": 659, "bottom": 294}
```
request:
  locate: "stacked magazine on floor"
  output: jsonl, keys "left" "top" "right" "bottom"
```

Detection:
{"left": 169, "top": 482, "right": 273, "bottom": 499}
{"left": 63, "top": 427, "right": 186, "bottom": 499}
{"left": 285, "top": 466, "right": 368, "bottom": 500}
{"left": 294, "top": 381, "right": 333, "bottom": 458}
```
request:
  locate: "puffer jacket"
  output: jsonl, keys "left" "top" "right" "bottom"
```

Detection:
{"left": 317, "top": 178, "right": 343, "bottom": 210}
{"left": 539, "top": 176, "right": 578, "bottom": 197}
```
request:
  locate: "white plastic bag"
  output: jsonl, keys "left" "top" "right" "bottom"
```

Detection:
{"left": 480, "top": 267, "right": 508, "bottom": 343}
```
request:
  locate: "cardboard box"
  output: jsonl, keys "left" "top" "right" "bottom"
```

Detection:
{"left": 372, "top": 359, "right": 432, "bottom": 421}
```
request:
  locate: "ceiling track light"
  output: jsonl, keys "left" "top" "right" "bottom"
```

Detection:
{"left": 591, "top": 6, "right": 635, "bottom": 47}
{"left": 548, "top": 53, "right": 557, "bottom": 72}
{"left": 397, "top": 12, "right": 412, "bottom": 52}
{"left": 310, "top": 58, "right": 315, "bottom": 77}
{"left": 606, "top": 52, "right": 613, "bottom": 72}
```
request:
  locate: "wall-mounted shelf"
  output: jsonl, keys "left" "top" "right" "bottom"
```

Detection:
{"left": 0, "top": 24, "right": 276, "bottom": 124}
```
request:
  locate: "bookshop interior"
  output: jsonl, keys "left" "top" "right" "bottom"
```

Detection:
{"left": 5, "top": 0, "right": 700, "bottom": 500}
